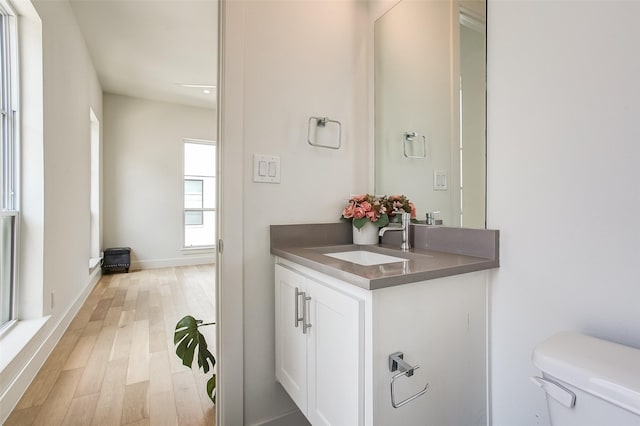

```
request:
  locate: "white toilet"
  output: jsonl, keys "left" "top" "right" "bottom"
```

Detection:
{"left": 532, "top": 331, "right": 640, "bottom": 425}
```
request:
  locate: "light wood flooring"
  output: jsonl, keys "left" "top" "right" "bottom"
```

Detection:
{"left": 5, "top": 265, "right": 216, "bottom": 426}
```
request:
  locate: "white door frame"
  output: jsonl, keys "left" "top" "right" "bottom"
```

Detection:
{"left": 216, "top": 0, "right": 245, "bottom": 424}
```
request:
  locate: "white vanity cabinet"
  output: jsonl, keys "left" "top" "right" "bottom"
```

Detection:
{"left": 275, "top": 258, "right": 488, "bottom": 426}
{"left": 275, "top": 263, "right": 364, "bottom": 426}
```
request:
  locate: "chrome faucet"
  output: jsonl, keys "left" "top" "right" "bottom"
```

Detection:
{"left": 378, "top": 212, "right": 411, "bottom": 251}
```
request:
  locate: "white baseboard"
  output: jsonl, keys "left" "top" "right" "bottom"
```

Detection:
{"left": 249, "top": 409, "right": 309, "bottom": 426}
{"left": 0, "top": 269, "right": 102, "bottom": 423}
{"left": 130, "top": 254, "right": 215, "bottom": 270}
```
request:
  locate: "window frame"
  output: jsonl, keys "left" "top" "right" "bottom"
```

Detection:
{"left": 0, "top": 0, "right": 20, "bottom": 331}
{"left": 182, "top": 139, "right": 216, "bottom": 249}
{"left": 184, "top": 178, "right": 204, "bottom": 226}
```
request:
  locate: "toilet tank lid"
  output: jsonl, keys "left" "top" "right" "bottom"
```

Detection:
{"left": 533, "top": 332, "right": 640, "bottom": 416}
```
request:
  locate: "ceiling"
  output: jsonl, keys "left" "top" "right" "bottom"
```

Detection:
{"left": 69, "top": 0, "right": 218, "bottom": 110}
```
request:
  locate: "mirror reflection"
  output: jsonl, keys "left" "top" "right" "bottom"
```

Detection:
{"left": 374, "top": 0, "right": 486, "bottom": 228}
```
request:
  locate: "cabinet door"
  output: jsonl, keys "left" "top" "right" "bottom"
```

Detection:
{"left": 307, "top": 278, "right": 363, "bottom": 426}
{"left": 275, "top": 264, "right": 309, "bottom": 413}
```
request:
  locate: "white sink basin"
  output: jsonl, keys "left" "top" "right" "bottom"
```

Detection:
{"left": 324, "top": 250, "right": 407, "bottom": 266}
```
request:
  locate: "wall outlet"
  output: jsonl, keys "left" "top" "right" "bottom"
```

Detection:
{"left": 434, "top": 170, "right": 448, "bottom": 190}
{"left": 50, "top": 291, "right": 55, "bottom": 309}
{"left": 253, "top": 154, "right": 281, "bottom": 183}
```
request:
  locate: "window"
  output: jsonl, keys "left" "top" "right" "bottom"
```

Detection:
{"left": 184, "top": 179, "right": 204, "bottom": 225}
{"left": 183, "top": 140, "right": 216, "bottom": 248}
{"left": 0, "top": 3, "right": 18, "bottom": 328}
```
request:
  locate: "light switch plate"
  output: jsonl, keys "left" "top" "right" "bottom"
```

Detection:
{"left": 433, "top": 170, "right": 448, "bottom": 190}
{"left": 253, "top": 154, "right": 281, "bottom": 183}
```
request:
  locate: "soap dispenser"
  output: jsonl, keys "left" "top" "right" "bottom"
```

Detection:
{"left": 426, "top": 211, "right": 441, "bottom": 225}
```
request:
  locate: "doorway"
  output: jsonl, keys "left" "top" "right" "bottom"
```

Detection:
{"left": 4, "top": 0, "right": 220, "bottom": 424}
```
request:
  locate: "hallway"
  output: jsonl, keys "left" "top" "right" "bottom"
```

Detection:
{"left": 5, "top": 265, "right": 216, "bottom": 426}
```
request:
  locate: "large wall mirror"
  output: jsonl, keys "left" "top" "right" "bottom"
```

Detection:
{"left": 374, "top": 0, "right": 486, "bottom": 228}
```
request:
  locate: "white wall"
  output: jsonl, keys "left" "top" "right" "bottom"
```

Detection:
{"left": 102, "top": 94, "right": 216, "bottom": 269}
{"left": 39, "top": 0, "right": 103, "bottom": 321}
{"left": 487, "top": 1, "right": 640, "bottom": 425}
{"left": 1, "top": 0, "right": 103, "bottom": 419}
{"left": 222, "top": 1, "right": 369, "bottom": 424}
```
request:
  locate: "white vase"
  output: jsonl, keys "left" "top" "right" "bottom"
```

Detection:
{"left": 352, "top": 221, "right": 379, "bottom": 245}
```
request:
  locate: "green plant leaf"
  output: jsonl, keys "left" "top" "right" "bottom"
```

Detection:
{"left": 353, "top": 217, "right": 368, "bottom": 229}
{"left": 207, "top": 375, "right": 216, "bottom": 404}
{"left": 174, "top": 315, "right": 216, "bottom": 373}
{"left": 196, "top": 333, "right": 216, "bottom": 374}
{"left": 376, "top": 214, "right": 389, "bottom": 228}
{"left": 174, "top": 315, "right": 217, "bottom": 406}
{"left": 174, "top": 315, "right": 200, "bottom": 344}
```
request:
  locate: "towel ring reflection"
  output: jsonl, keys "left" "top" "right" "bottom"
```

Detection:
{"left": 403, "top": 132, "right": 426, "bottom": 159}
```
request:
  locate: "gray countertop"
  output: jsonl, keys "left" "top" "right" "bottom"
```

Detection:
{"left": 270, "top": 223, "right": 499, "bottom": 290}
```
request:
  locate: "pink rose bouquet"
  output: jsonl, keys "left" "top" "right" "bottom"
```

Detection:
{"left": 341, "top": 194, "right": 390, "bottom": 229}
{"left": 383, "top": 194, "right": 417, "bottom": 220}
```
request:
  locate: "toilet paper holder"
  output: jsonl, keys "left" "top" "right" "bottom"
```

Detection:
{"left": 389, "top": 351, "right": 430, "bottom": 408}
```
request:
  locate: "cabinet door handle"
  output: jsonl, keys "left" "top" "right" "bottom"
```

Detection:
{"left": 302, "top": 294, "right": 312, "bottom": 334}
{"left": 294, "top": 287, "right": 304, "bottom": 328}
